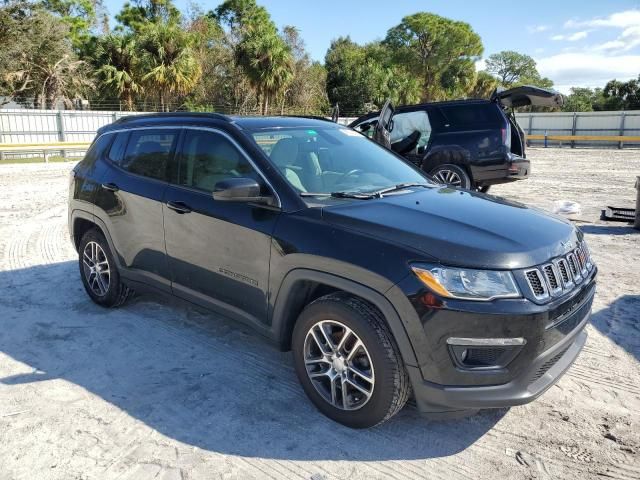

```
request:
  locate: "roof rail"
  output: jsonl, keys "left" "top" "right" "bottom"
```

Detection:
{"left": 112, "top": 112, "right": 232, "bottom": 124}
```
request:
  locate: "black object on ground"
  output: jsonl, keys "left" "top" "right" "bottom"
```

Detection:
{"left": 601, "top": 206, "right": 636, "bottom": 223}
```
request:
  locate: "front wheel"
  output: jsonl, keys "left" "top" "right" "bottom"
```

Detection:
{"left": 292, "top": 293, "right": 410, "bottom": 428}
{"left": 429, "top": 164, "right": 472, "bottom": 189}
{"left": 78, "top": 228, "right": 133, "bottom": 308}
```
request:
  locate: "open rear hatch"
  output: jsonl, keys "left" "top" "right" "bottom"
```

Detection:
{"left": 491, "top": 85, "right": 564, "bottom": 109}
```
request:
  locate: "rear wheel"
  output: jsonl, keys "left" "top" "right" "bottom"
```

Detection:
{"left": 79, "top": 228, "right": 132, "bottom": 308}
{"left": 292, "top": 293, "right": 410, "bottom": 428}
{"left": 429, "top": 164, "right": 472, "bottom": 189}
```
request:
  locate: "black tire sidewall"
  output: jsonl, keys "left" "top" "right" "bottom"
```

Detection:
{"left": 78, "top": 229, "right": 124, "bottom": 308}
{"left": 292, "top": 299, "right": 403, "bottom": 429}
{"left": 430, "top": 163, "right": 472, "bottom": 189}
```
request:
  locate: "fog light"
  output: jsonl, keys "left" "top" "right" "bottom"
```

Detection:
{"left": 447, "top": 337, "right": 525, "bottom": 370}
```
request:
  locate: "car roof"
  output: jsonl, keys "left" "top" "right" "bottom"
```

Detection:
{"left": 351, "top": 98, "right": 495, "bottom": 123}
{"left": 99, "top": 112, "right": 339, "bottom": 134}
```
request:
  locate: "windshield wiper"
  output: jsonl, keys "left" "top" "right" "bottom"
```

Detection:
{"left": 364, "top": 182, "right": 432, "bottom": 198}
{"left": 300, "top": 183, "right": 432, "bottom": 200}
{"left": 299, "top": 191, "right": 376, "bottom": 199}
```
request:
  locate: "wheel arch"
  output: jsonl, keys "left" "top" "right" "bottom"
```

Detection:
{"left": 422, "top": 147, "right": 473, "bottom": 177}
{"left": 271, "top": 269, "right": 419, "bottom": 369}
{"left": 70, "top": 209, "right": 123, "bottom": 269}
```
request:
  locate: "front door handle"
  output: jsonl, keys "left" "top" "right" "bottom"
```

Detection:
{"left": 166, "top": 201, "right": 192, "bottom": 214}
{"left": 101, "top": 182, "right": 119, "bottom": 192}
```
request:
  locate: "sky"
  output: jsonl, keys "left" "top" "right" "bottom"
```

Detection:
{"left": 102, "top": 0, "right": 640, "bottom": 94}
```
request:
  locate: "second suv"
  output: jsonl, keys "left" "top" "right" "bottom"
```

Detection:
{"left": 350, "top": 86, "right": 564, "bottom": 191}
{"left": 69, "top": 113, "right": 594, "bottom": 428}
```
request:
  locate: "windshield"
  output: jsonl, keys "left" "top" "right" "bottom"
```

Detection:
{"left": 248, "top": 126, "right": 430, "bottom": 195}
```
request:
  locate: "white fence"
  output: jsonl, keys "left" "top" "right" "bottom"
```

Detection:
{"left": 514, "top": 110, "right": 640, "bottom": 148}
{"left": 1, "top": 108, "right": 639, "bottom": 160}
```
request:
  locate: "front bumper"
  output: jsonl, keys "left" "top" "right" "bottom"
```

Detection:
{"left": 407, "top": 313, "right": 587, "bottom": 414}
{"left": 393, "top": 267, "right": 596, "bottom": 415}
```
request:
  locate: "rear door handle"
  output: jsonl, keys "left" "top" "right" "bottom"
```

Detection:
{"left": 101, "top": 182, "right": 119, "bottom": 192}
{"left": 166, "top": 201, "right": 192, "bottom": 214}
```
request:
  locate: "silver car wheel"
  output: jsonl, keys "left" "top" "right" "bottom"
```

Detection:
{"left": 82, "top": 241, "right": 111, "bottom": 297}
{"left": 303, "top": 320, "right": 375, "bottom": 411}
{"left": 433, "top": 168, "right": 463, "bottom": 187}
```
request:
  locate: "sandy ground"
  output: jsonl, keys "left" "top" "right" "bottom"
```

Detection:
{"left": 0, "top": 148, "right": 638, "bottom": 480}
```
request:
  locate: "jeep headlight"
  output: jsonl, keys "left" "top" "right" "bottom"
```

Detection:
{"left": 411, "top": 265, "right": 521, "bottom": 301}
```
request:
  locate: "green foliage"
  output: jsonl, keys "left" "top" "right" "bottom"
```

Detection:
{"left": 383, "top": 12, "right": 483, "bottom": 101}
{"left": 138, "top": 22, "right": 202, "bottom": 110}
{"left": 603, "top": 76, "right": 640, "bottom": 110}
{"left": 0, "top": 0, "right": 93, "bottom": 108}
{"left": 93, "top": 34, "right": 142, "bottom": 110}
{"left": 40, "top": 0, "right": 99, "bottom": 51}
{"left": 470, "top": 71, "right": 499, "bottom": 99}
{"left": 325, "top": 37, "right": 420, "bottom": 114}
{"left": 484, "top": 50, "right": 553, "bottom": 90}
{"left": 2, "top": 1, "right": 636, "bottom": 115}
{"left": 215, "top": 0, "right": 293, "bottom": 114}
{"left": 116, "top": 0, "right": 181, "bottom": 33}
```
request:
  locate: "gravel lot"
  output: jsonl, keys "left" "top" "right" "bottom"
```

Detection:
{"left": 0, "top": 148, "right": 638, "bottom": 480}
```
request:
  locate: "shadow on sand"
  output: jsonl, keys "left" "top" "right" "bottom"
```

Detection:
{"left": 0, "top": 261, "right": 505, "bottom": 461}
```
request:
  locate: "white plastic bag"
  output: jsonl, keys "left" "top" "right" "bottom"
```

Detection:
{"left": 552, "top": 200, "right": 581, "bottom": 216}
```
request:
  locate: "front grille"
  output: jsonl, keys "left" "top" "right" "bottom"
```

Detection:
{"left": 524, "top": 242, "right": 594, "bottom": 300}
{"left": 525, "top": 269, "right": 547, "bottom": 298}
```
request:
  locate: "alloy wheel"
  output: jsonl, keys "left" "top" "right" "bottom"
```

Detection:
{"left": 82, "top": 241, "right": 111, "bottom": 297}
{"left": 303, "top": 320, "right": 375, "bottom": 411}
{"left": 432, "top": 169, "right": 463, "bottom": 187}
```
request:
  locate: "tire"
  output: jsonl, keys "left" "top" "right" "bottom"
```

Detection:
{"left": 429, "top": 164, "right": 472, "bottom": 189}
{"left": 291, "top": 292, "right": 410, "bottom": 428}
{"left": 78, "top": 228, "right": 133, "bottom": 308}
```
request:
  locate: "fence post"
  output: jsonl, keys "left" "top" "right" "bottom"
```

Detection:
{"left": 57, "top": 110, "right": 66, "bottom": 159}
{"left": 544, "top": 130, "right": 548, "bottom": 148}
{"left": 571, "top": 112, "right": 577, "bottom": 149}
{"left": 618, "top": 112, "right": 626, "bottom": 150}
{"left": 527, "top": 115, "right": 533, "bottom": 147}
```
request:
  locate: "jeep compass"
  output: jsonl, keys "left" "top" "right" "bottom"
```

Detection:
{"left": 69, "top": 113, "right": 596, "bottom": 428}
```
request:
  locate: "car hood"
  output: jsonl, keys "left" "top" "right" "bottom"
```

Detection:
{"left": 321, "top": 187, "right": 580, "bottom": 270}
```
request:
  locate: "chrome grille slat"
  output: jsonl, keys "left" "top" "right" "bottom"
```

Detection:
{"left": 542, "top": 263, "right": 562, "bottom": 295}
{"left": 524, "top": 242, "right": 593, "bottom": 300}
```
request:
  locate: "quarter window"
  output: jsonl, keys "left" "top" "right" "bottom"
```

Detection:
{"left": 121, "top": 130, "right": 178, "bottom": 181}
{"left": 178, "top": 130, "right": 258, "bottom": 193}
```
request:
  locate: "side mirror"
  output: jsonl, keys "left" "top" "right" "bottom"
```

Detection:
{"left": 212, "top": 177, "right": 276, "bottom": 206}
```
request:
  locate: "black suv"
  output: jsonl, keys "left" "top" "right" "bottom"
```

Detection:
{"left": 69, "top": 113, "right": 595, "bottom": 428}
{"left": 349, "top": 86, "right": 564, "bottom": 191}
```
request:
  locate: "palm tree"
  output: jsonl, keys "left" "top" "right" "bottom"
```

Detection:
{"left": 139, "top": 23, "right": 202, "bottom": 111}
{"left": 94, "top": 34, "right": 142, "bottom": 111}
{"left": 240, "top": 31, "right": 293, "bottom": 115}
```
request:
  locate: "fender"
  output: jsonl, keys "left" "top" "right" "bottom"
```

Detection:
{"left": 270, "top": 268, "right": 420, "bottom": 369}
{"left": 70, "top": 208, "right": 124, "bottom": 271}
{"left": 422, "top": 145, "right": 472, "bottom": 171}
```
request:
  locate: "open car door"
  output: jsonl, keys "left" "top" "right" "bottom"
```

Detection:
{"left": 372, "top": 100, "right": 394, "bottom": 149}
{"left": 491, "top": 86, "right": 564, "bottom": 109}
{"left": 331, "top": 103, "right": 339, "bottom": 123}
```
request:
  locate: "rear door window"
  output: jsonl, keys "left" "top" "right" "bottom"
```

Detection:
{"left": 439, "top": 104, "right": 502, "bottom": 128}
{"left": 121, "top": 129, "right": 179, "bottom": 181}
{"left": 82, "top": 134, "right": 113, "bottom": 167}
{"left": 107, "top": 132, "right": 129, "bottom": 164}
